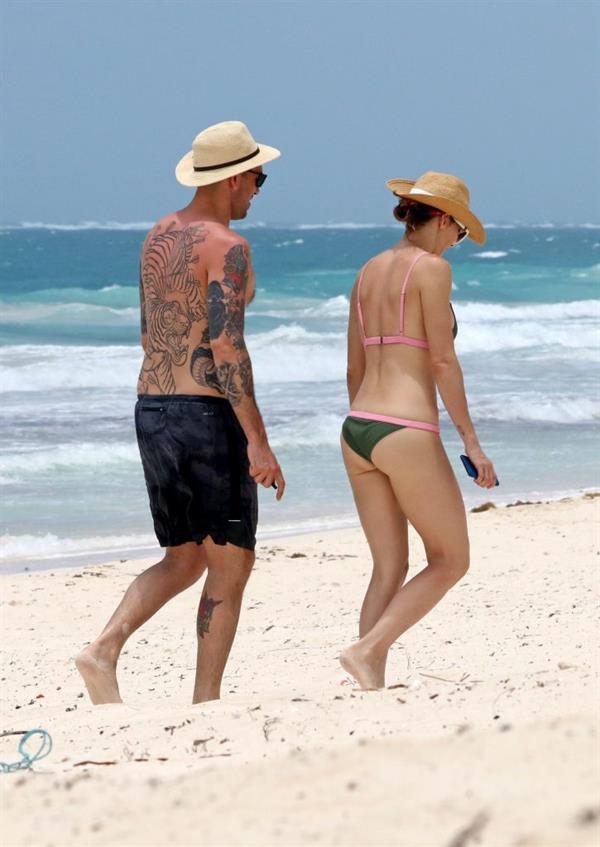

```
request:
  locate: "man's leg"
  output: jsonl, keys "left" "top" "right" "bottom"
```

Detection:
{"left": 76, "top": 542, "right": 206, "bottom": 704}
{"left": 192, "top": 538, "right": 255, "bottom": 703}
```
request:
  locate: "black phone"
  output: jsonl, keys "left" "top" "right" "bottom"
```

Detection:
{"left": 460, "top": 454, "right": 499, "bottom": 486}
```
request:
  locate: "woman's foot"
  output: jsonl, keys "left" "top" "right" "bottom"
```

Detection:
{"left": 339, "top": 643, "right": 386, "bottom": 690}
{"left": 75, "top": 647, "right": 122, "bottom": 705}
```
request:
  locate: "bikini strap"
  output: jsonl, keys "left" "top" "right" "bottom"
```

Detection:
{"left": 355, "top": 260, "right": 372, "bottom": 340}
{"left": 399, "top": 251, "right": 427, "bottom": 336}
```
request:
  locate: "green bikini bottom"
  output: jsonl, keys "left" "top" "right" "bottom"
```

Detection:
{"left": 341, "top": 416, "right": 406, "bottom": 463}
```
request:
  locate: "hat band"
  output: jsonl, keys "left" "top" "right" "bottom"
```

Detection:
{"left": 193, "top": 146, "right": 260, "bottom": 172}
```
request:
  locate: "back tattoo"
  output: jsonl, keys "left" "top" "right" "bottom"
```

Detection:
{"left": 138, "top": 221, "right": 207, "bottom": 394}
{"left": 138, "top": 224, "right": 255, "bottom": 405}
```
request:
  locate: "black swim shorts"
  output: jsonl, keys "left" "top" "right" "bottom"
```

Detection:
{"left": 135, "top": 395, "right": 258, "bottom": 551}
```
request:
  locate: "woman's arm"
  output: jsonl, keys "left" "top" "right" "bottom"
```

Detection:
{"left": 420, "top": 257, "right": 497, "bottom": 488}
{"left": 346, "top": 281, "right": 366, "bottom": 405}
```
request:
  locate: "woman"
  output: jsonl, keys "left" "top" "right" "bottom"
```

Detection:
{"left": 340, "top": 171, "right": 497, "bottom": 690}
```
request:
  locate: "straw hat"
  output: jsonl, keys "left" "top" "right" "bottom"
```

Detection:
{"left": 176, "top": 120, "right": 281, "bottom": 187}
{"left": 385, "top": 171, "right": 486, "bottom": 245}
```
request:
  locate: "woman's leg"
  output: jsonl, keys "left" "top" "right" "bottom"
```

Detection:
{"left": 341, "top": 438, "right": 410, "bottom": 684}
{"left": 341, "top": 428, "right": 469, "bottom": 689}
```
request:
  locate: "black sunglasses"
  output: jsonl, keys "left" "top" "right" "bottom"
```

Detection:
{"left": 247, "top": 169, "right": 267, "bottom": 189}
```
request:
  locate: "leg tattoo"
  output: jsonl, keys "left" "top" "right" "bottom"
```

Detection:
{"left": 197, "top": 592, "right": 223, "bottom": 639}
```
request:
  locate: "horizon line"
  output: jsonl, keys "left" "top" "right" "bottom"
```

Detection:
{"left": 1, "top": 220, "right": 599, "bottom": 232}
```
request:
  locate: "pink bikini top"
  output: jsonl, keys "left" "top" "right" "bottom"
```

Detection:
{"left": 357, "top": 251, "right": 429, "bottom": 349}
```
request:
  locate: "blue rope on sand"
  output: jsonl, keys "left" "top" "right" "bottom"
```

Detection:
{"left": 0, "top": 729, "right": 53, "bottom": 773}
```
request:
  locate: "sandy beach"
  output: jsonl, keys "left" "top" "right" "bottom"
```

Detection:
{"left": 1, "top": 495, "right": 598, "bottom": 847}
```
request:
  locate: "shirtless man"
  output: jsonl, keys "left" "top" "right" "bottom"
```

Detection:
{"left": 76, "top": 121, "right": 285, "bottom": 704}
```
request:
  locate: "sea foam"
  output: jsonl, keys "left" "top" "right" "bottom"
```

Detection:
{"left": 2, "top": 221, "right": 154, "bottom": 231}
{"left": 1, "top": 295, "right": 598, "bottom": 394}
{"left": 0, "top": 531, "right": 156, "bottom": 563}
{"left": 470, "top": 395, "right": 599, "bottom": 425}
{"left": 0, "top": 345, "right": 142, "bottom": 391}
{"left": 0, "top": 442, "right": 141, "bottom": 478}
{"left": 0, "top": 302, "right": 138, "bottom": 325}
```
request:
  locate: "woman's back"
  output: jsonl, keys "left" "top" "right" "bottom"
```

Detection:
{"left": 351, "top": 245, "right": 449, "bottom": 422}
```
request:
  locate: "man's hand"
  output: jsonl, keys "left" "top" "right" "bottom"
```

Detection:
{"left": 247, "top": 440, "right": 285, "bottom": 500}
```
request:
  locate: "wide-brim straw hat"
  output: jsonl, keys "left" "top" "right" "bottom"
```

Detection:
{"left": 385, "top": 171, "right": 486, "bottom": 245}
{"left": 176, "top": 120, "right": 281, "bottom": 187}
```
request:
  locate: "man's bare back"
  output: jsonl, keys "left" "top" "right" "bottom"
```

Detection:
{"left": 138, "top": 217, "right": 255, "bottom": 401}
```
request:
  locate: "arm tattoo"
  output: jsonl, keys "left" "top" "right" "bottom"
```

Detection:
{"left": 191, "top": 353, "right": 254, "bottom": 408}
{"left": 222, "top": 243, "right": 247, "bottom": 294}
{"left": 197, "top": 592, "right": 223, "bottom": 639}
{"left": 190, "top": 344, "right": 222, "bottom": 392}
{"left": 207, "top": 281, "right": 226, "bottom": 340}
{"left": 139, "top": 260, "right": 147, "bottom": 336}
{"left": 207, "top": 244, "right": 247, "bottom": 342}
{"left": 202, "top": 243, "right": 256, "bottom": 406}
{"left": 238, "top": 355, "right": 254, "bottom": 397}
{"left": 215, "top": 362, "right": 242, "bottom": 406}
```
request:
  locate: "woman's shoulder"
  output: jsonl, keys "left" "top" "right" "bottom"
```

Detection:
{"left": 361, "top": 248, "right": 390, "bottom": 270}
{"left": 415, "top": 250, "right": 450, "bottom": 272}
{"left": 412, "top": 252, "right": 452, "bottom": 289}
{"left": 353, "top": 250, "right": 388, "bottom": 287}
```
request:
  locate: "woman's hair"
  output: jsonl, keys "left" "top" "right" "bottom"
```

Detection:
{"left": 394, "top": 198, "right": 440, "bottom": 232}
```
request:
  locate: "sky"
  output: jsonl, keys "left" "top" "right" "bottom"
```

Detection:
{"left": 1, "top": 0, "right": 599, "bottom": 225}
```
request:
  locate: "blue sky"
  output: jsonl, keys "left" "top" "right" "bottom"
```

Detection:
{"left": 2, "top": 0, "right": 599, "bottom": 225}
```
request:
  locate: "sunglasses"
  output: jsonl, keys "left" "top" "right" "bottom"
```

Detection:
{"left": 453, "top": 219, "right": 469, "bottom": 244}
{"left": 428, "top": 208, "right": 469, "bottom": 245}
{"left": 247, "top": 169, "right": 267, "bottom": 189}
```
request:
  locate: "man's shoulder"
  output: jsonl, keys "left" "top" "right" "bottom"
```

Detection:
{"left": 162, "top": 217, "right": 246, "bottom": 246}
{"left": 140, "top": 217, "right": 251, "bottom": 277}
{"left": 205, "top": 223, "right": 249, "bottom": 250}
{"left": 141, "top": 214, "right": 187, "bottom": 249}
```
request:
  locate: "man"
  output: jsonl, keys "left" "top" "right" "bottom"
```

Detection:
{"left": 76, "top": 120, "right": 285, "bottom": 704}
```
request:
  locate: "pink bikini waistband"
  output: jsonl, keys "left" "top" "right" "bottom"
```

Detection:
{"left": 348, "top": 410, "right": 440, "bottom": 434}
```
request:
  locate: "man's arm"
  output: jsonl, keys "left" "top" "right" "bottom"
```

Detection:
{"left": 207, "top": 237, "right": 285, "bottom": 496}
{"left": 207, "top": 240, "right": 262, "bottom": 431}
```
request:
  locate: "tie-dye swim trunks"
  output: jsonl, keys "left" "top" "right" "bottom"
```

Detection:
{"left": 135, "top": 394, "right": 257, "bottom": 551}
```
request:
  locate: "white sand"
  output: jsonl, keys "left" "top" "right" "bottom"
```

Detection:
{"left": 1, "top": 496, "right": 599, "bottom": 847}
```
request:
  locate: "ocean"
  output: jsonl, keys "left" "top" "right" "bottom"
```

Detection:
{"left": 1, "top": 222, "right": 598, "bottom": 570}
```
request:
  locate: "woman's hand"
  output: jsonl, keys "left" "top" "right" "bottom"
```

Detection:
{"left": 467, "top": 445, "right": 498, "bottom": 489}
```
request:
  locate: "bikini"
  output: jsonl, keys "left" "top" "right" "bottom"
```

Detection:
{"left": 342, "top": 251, "right": 458, "bottom": 462}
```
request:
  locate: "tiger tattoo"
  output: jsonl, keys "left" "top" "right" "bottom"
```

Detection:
{"left": 137, "top": 222, "right": 207, "bottom": 395}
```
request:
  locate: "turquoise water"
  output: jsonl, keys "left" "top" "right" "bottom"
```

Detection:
{"left": 1, "top": 223, "right": 599, "bottom": 568}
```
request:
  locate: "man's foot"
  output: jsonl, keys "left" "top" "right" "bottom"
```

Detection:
{"left": 75, "top": 647, "right": 122, "bottom": 705}
{"left": 192, "top": 692, "right": 220, "bottom": 705}
{"left": 339, "top": 643, "right": 386, "bottom": 690}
